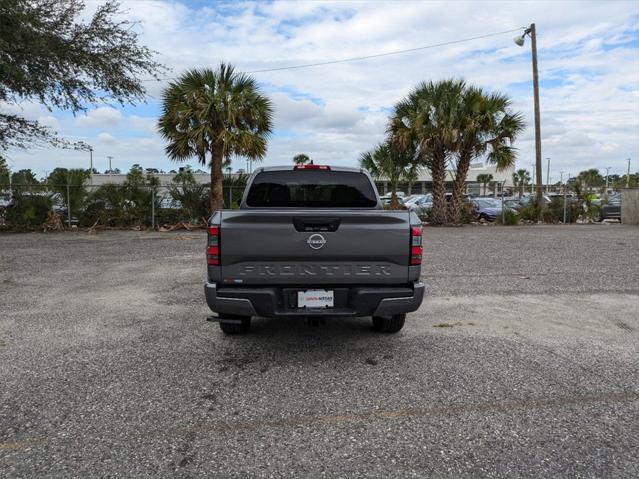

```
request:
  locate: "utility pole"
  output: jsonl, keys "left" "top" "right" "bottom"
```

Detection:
{"left": 515, "top": 24, "right": 543, "bottom": 218}
{"left": 559, "top": 171, "right": 564, "bottom": 194}
{"left": 107, "top": 156, "right": 113, "bottom": 180}
{"left": 604, "top": 167, "right": 611, "bottom": 198}
{"left": 530, "top": 23, "right": 543, "bottom": 217}
{"left": 627, "top": 158, "right": 631, "bottom": 188}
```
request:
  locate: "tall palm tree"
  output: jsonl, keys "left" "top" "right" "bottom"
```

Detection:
{"left": 449, "top": 88, "right": 524, "bottom": 222}
{"left": 360, "top": 141, "right": 418, "bottom": 209}
{"left": 293, "top": 154, "right": 310, "bottom": 165}
{"left": 158, "top": 64, "right": 273, "bottom": 213}
{"left": 512, "top": 169, "right": 531, "bottom": 197}
{"left": 476, "top": 173, "right": 494, "bottom": 196}
{"left": 577, "top": 168, "right": 604, "bottom": 192}
{"left": 389, "top": 79, "right": 465, "bottom": 224}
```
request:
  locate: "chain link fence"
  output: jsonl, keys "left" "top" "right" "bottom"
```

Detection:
{"left": 0, "top": 183, "right": 245, "bottom": 230}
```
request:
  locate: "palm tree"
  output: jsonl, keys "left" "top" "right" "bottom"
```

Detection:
{"left": 476, "top": 173, "right": 494, "bottom": 196}
{"left": 293, "top": 154, "right": 310, "bottom": 165}
{"left": 449, "top": 88, "right": 524, "bottom": 222}
{"left": 158, "top": 64, "right": 273, "bottom": 213}
{"left": 512, "top": 169, "right": 531, "bottom": 197}
{"left": 360, "top": 141, "right": 418, "bottom": 209}
{"left": 577, "top": 168, "right": 604, "bottom": 192}
{"left": 389, "top": 79, "right": 465, "bottom": 224}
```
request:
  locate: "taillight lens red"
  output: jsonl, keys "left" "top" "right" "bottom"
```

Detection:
{"left": 293, "top": 164, "right": 330, "bottom": 170}
{"left": 410, "top": 226, "right": 422, "bottom": 265}
{"left": 207, "top": 226, "right": 220, "bottom": 265}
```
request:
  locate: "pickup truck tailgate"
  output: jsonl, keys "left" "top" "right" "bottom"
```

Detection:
{"left": 219, "top": 210, "right": 411, "bottom": 285}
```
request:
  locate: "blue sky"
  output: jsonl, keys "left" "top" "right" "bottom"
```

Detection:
{"left": 3, "top": 0, "right": 639, "bottom": 181}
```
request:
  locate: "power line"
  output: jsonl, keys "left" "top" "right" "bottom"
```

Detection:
{"left": 142, "top": 26, "right": 526, "bottom": 82}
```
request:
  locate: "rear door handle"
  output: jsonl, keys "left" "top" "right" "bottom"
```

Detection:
{"left": 293, "top": 217, "right": 341, "bottom": 232}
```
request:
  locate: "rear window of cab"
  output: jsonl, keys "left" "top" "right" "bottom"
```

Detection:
{"left": 245, "top": 170, "right": 378, "bottom": 208}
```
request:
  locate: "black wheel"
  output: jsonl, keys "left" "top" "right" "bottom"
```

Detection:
{"left": 219, "top": 315, "right": 251, "bottom": 335}
{"left": 372, "top": 314, "right": 406, "bottom": 333}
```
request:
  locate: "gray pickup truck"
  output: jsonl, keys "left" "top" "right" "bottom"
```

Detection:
{"left": 205, "top": 164, "right": 424, "bottom": 334}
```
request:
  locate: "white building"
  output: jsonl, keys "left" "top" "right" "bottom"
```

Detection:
{"left": 89, "top": 162, "right": 514, "bottom": 194}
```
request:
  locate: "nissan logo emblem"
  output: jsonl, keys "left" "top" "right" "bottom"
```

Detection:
{"left": 306, "top": 234, "right": 327, "bottom": 250}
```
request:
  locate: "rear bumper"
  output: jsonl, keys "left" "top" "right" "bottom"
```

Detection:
{"left": 204, "top": 282, "right": 425, "bottom": 318}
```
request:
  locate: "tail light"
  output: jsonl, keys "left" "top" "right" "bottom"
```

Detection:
{"left": 410, "top": 226, "right": 422, "bottom": 265}
{"left": 293, "top": 164, "right": 330, "bottom": 170}
{"left": 207, "top": 226, "right": 220, "bottom": 265}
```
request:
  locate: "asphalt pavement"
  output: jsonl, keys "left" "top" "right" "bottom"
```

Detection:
{"left": 1, "top": 224, "right": 638, "bottom": 478}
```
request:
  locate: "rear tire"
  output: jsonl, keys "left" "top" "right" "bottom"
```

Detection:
{"left": 219, "top": 315, "right": 251, "bottom": 335}
{"left": 372, "top": 314, "right": 406, "bottom": 333}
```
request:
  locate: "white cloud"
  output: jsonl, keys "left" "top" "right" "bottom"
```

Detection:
{"left": 76, "top": 107, "right": 122, "bottom": 128}
{"left": 97, "top": 132, "right": 117, "bottom": 144}
{"left": 4, "top": 0, "right": 639, "bottom": 179}
{"left": 37, "top": 115, "right": 60, "bottom": 130}
{"left": 128, "top": 115, "right": 158, "bottom": 134}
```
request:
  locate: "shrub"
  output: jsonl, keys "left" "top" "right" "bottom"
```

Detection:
{"left": 5, "top": 191, "right": 52, "bottom": 228}
{"left": 458, "top": 202, "right": 476, "bottom": 224}
{"left": 518, "top": 203, "right": 540, "bottom": 222}
{"left": 496, "top": 208, "right": 519, "bottom": 225}
{"left": 167, "top": 171, "right": 209, "bottom": 222}
{"left": 546, "top": 198, "right": 580, "bottom": 223}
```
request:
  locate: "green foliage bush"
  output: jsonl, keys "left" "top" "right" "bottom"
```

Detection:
{"left": 5, "top": 191, "right": 52, "bottom": 228}
{"left": 166, "top": 171, "right": 209, "bottom": 222}
{"left": 458, "top": 202, "right": 476, "bottom": 224}
{"left": 496, "top": 208, "right": 519, "bottom": 225}
{"left": 518, "top": 203, "right": 539, "bottom": 222}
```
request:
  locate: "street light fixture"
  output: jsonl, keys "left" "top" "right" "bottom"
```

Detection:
{"left": 515, "top": 23, "right": 543, "bottom": 218}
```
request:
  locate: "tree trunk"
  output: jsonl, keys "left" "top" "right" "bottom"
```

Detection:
{"left": 390, "top": 179, "right": 399, "bottom": 209}
{"left": 210, "top": 146, "right": 224, "bottom": 213}
{"left": 449, "top": 152, "right": 471, "bottom": 224}
{"left": 429, "top": 152, "right": 448, "bottom": 225}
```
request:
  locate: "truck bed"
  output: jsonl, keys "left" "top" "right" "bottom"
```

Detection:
{"left": 212, "top": 209, "right": 417, "bottom": 286}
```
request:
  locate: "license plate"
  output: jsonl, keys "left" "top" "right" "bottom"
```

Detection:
{"left": 298, "top": 290, "right": 334, "bottom": 309}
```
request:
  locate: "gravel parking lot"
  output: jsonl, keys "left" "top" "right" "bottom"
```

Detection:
{"left": 1, "top": 224, "right": 638, "bottom": 478}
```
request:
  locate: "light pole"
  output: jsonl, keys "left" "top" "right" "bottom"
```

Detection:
{"left": 531, "top": 164, "right": 535, "bottom": 194}
{"left": 546, "top": 157, "right": 550, "bottom": 193}
{"left": 89, "top": 146, "right": 94, "bottom": 185}
{"left": 563, "top": 173, "right": 569, "bottom": 223}
{"left": 107, "top": 156, "right": 113, "bottom": 180}
{"left": 604, "top": 167, "right": 611, "bottom": 198}
{"left": 515, "top": 24, "right": 543, "bottom": 217}
{"left": 560, "top": 171, "right": 564, "bottom": 194}
{"left": 627, "top": 158, "right": 631, "bottom": 188}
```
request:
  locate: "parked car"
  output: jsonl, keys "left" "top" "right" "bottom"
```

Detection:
{"left": 204, "top": 164, "right": 424, "bottom": 334}
{"left": 519, "top": 194, "right": 552, "bottom": 206}
{"left": 598, "top": 194, "right": 621, "bottom": 221}
{"left": 470, "top": 197, "right": 503, "bottom": 221}
{"left": 405, "top": 194, "right": 432, "bottom": 215}
{"left": 503, "top": 198, "right": 521, "bottom": 211}
{"left": 379, "top": 194, "right": 405, "bottom": 207}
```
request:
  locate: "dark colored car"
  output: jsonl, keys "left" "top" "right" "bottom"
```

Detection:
{"left": 471, "top": 197, "right": 503, "bottom": 221}
{"left": 598, "top": 194, "right": 621, "bottom": 221}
